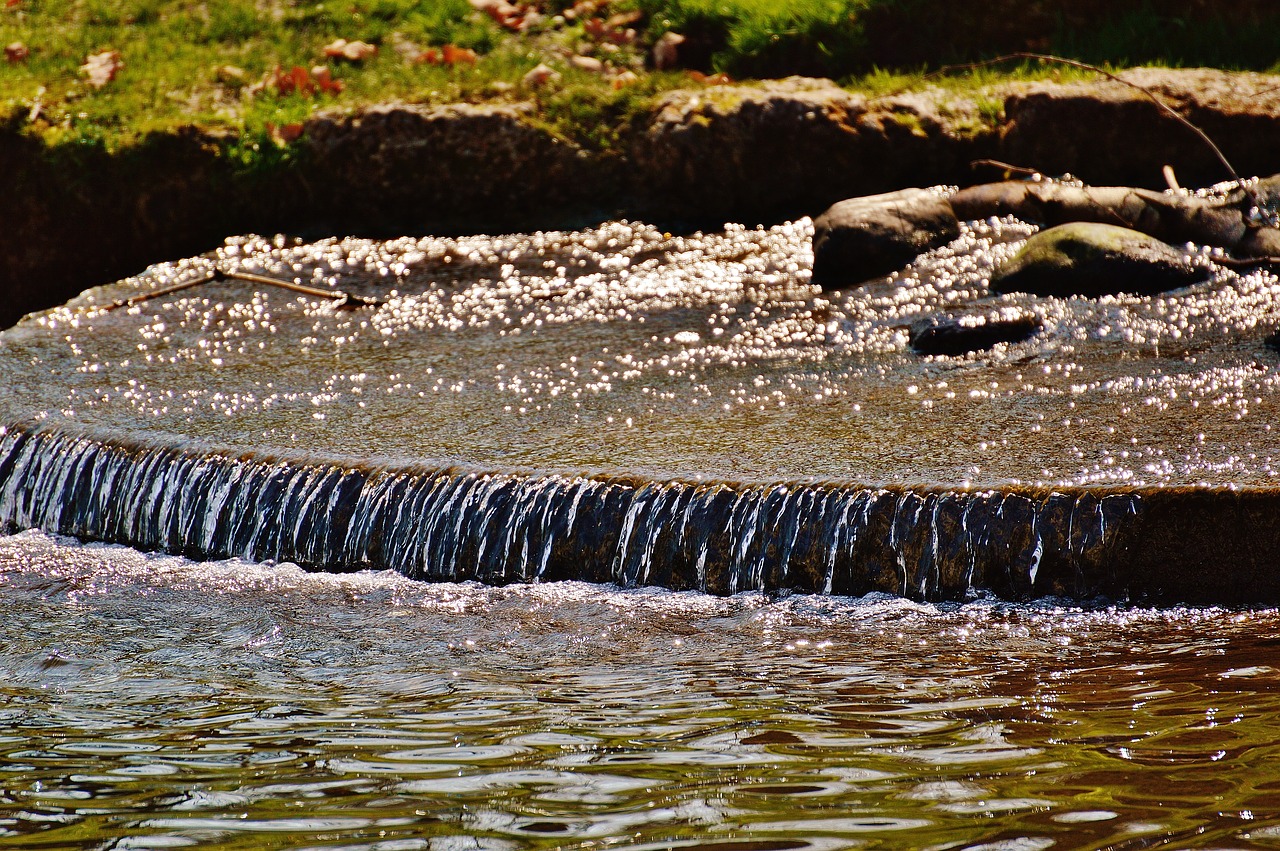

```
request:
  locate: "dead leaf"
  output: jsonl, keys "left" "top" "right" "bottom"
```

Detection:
{"left": 583, "top": 18, "right": 608, "bottom": 40}
{"left": 415, "top": 43, "right": 478, "bottom": 67}
{"left": 610, "top": 69, "right": 638, "bottom": 89}
{"left": 442, "top": 44, "right": 477, "bottom": 66}
{"left": 522, "top": 62, "right": 560, "bottom": 88}
{"left": 270, "top": 65, "right": 341, "bottom": 96}
{"left": 266, "top": 121, "right": 305, "bottom": 145}
{"left": 652, "top": 31, "right": 684, "bottom": 71}
{"left": 272, "top": 64, "right": 310, "bottom": 95}
{"left": 4, "top": 41, "right": 27, "bottom": 64}
{"left": 570, "top": 54, "right": 604, "bottom": 73}
{"left": 323, "top": 38, "right": 377, "bottom": 62}
{"left": 310, "top": 65, "right": 343, "bottom": 93}
{"left": 606, "top": 10, "right": 643, "bottom": 29}
{"left": 81, "top": 51, "right": 123, "bottom": 88}
{"left": 470, "top": 0, "right": 523, "bottom": 30}
{"left": 688, "top": 70, "right": 732, "bottom": 85}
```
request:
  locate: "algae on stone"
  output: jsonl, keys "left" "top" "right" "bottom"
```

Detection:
{"left": 990, "top": 222, "right": 1210, "bottom": 298}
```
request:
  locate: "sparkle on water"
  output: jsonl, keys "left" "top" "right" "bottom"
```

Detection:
{"left": 5, "top": 530, "right": 1280, "bottom": 850}
{"left": 7, "top": 204, "right": 1280, "bottom": 847}
{"left": 4, "top": 210, "right": 1280, "bottom": 487}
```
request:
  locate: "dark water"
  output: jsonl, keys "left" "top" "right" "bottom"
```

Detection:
{"left": 5, "top": 530, "right": 1280, "bottom": 850}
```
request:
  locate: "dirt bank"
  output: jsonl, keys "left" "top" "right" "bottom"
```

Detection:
{"left": 5, "top": 68, "right": 1280, "bottom": 328}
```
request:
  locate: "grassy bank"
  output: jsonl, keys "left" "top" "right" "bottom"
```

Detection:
{"left": 5, "top": 0, "right": 1280, "bottom": 163}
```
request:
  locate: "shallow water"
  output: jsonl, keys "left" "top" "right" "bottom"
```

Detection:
{"left": 5, "top": 212, "right": 1280, "bottom": 488}
{"left": 5, "top": 530, "right": 1280, "bottom": 850}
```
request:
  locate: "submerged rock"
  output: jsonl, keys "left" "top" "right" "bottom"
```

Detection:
{"left": 909, "top": 314, "right": 1042, "bottom": 356}
{"left": 990, "top": 222, "right": 1211, "bottom": 298}
{"left": 811, "top": 188, "right": 960, "bottom": 288}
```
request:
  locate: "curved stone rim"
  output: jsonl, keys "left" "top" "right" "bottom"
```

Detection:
{"left": 1, "top": 422, "right": 1275, "bottom": 605}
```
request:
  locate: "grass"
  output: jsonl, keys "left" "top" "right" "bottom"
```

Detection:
{"left": 5, "top": 0, "right": 1280, "bottom": 166}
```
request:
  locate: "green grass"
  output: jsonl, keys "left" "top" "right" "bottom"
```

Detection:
{"left": 5, "top": 0, "right": 1280, "bottom": 168}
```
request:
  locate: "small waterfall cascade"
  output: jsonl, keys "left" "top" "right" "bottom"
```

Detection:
{"left": 0, "top": 423, "right": 1162, "bottom": 601}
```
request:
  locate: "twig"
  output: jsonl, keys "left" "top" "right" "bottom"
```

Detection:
{"left": 1210, "top": 255, "right": 1280, "bottom": 269}
{"left": 102, "top": 267, "right": 385, "bottom": 312}
{"left": 970, "top": 159, "right": 1043, "bottom": 178}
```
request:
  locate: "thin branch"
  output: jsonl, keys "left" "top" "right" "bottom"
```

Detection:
{"left": 902, "top": 52, "right": 1265, "bottom": 214}
{"left": 970, "top": 158, "right": 1043, "bottom": 178}
{"left": 101, "top": 267, "right": 385, "bottom": 312}
{"left": 1210, "top": 255, "right": 1280, "bottom": 269}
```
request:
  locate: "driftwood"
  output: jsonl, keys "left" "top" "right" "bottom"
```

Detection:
{"left": 951, "top": 176, "right": 1280, "bottom": 259}
{"left": 811, "top": 175, "right": 1280, "bottom": 289}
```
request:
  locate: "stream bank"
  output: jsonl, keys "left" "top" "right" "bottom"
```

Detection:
{"left": 6, "top": 67, "right": 1280, "bottom": 328}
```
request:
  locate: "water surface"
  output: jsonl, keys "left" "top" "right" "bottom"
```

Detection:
{"left": 5, "top": 531, "right": 1280, "bottom": 850}
{"left": 5, "top": 213, "right": 1280, "bottom": 488}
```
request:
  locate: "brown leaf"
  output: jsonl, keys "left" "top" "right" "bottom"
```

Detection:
{"left": 266, "top": 121, "right": 305, "bottom": 146}
{"left": 4, "top": 41, "right": 28, "bottom": 64}
{"left": 271, "top": 65, "right": 341, "bottom": 96}
{"left": 81, "top": 51, "right": 124, "bottom": 88}
{"left": 610, "top": 69, "right": 638, "bottom": 89}
{"left": 442, "top": 44, "right": 477, "bottom": 66}
{"left": 415, "top": 44, "right": 477, "bottom": 67}
{"left": 310, "top": 65, "right": 343, "bottom": 93}
{"left": 570, "top": 54, "right": 604, "bottom": 73}
{"left": 688, "top": 70, "right": 732, "bottom": 85}
{"left": 272, "top": 64, "right": 310, "bottom": 95}
{"left": 470, "top": 0, "right": 523, "bottom": 30}
{"left": 521, "top": 62, "right": 560, "bottom": 88}
{"left": 323, "top": 38, "right": 377, "bottom": 62}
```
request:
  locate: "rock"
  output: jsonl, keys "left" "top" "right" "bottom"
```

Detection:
{"left": 990, "top": 222, "right": 1210, "bottom": 298}
{"left": 811, "top": 188, "right": 960, "bottom": 288}
{"left": 909, "top": 314, "right": 1042, "bottom": 356}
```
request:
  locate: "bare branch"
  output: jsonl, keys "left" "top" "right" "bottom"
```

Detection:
{"left": 100, "top": 268, "right": 385, "bottom": 313}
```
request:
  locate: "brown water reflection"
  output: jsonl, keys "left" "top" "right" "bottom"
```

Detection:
{"left": 3, "top": 531, "right": 1280, "bottom": 850}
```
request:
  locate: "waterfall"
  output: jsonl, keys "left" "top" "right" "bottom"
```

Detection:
{"left": 0, "top": 423, "right": 1175, "bottom": 601}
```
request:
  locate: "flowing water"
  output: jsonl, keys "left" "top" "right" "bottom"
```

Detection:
{"left": 3, "top": 208, "right": 1280, "bottom": 599}
{"left": 6, "top": 206, "right": 1280, "bottom": 846}
{"left": 6, "top": 529, "right": 1280, "bottom": 851}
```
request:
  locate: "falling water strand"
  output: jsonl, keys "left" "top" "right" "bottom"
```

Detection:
{"left": 0, "top": 424, "right": 1163, "bottom": 601}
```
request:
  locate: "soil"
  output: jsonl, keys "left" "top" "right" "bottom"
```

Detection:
{"left": 5, "top": 67, "right": 1280, "bottom": 328}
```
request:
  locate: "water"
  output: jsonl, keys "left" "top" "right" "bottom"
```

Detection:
{"left": 6, "top": 214, "right": 1280, "bottom": 489}
{"left": 4, "top": 530, "right": 1280, "bottom": 850}
{"left": 4, "top": 212, "right": 1280, "bottom": 600}
{"left": 6, "top": 208, "right": 1280, "bottom": 845}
